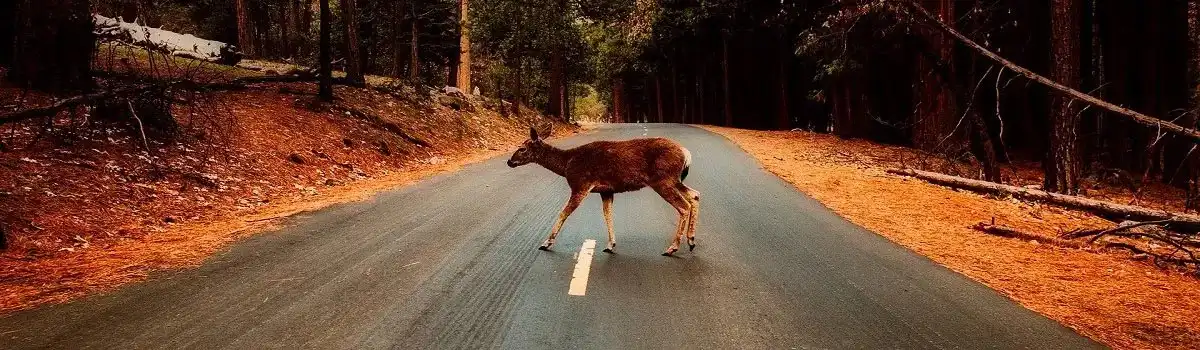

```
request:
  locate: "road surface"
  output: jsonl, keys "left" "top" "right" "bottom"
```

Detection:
{"left": 0, "top": 124, "right": 1100, "bottom": 349}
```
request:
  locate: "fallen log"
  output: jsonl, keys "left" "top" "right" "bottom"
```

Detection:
{"left": 94, "top": 14, "right": 242, "bottom": 65}
{"left": 887, "top": 168, "right": 1200, "bottom": 230}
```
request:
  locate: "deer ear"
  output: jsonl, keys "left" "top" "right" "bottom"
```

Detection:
{"left": 542, "top": 124, "right": 553, "bottom": 138}
{"left": 529, "top": 127, "right": 540, "bottom": 140}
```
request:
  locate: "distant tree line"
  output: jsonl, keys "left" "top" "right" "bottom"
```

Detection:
{"left": 5, "top": 0, "right": 1200, "bottom": 200}
{"left": 590, "top": 0, "right": 1200, "bottom": 201}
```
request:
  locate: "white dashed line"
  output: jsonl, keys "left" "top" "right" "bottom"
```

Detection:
{"left": 567, "top": 239, "right": 597, "bottom": 296}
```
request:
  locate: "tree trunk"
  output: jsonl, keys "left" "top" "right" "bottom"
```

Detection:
{"left": 391, "top": 1, "right": 404, "bottom": 77}
{"left": 547, "top": 51, "right": 564, "bottom": 118}
{"left": 514, "top": 61, "right": 523, "bottom": 118}
{"left": 341, "top": 0, "right": 364, "bottom": 85}
{"left": 612, "top": 81, "right": 622, "bottom": 123}
{"left": 1188, "top": 0, "right": 1200, "bottom": 208}
{"left": 655, "top": 73, "right": 664, "bottom": 123}
{"left": 698, "top": 73, "right": 705, "bottom": 125}
{"left": 236, "top": 0, "right": 254, "bottom": 57}
{"left": 456, "top": 0, "right": 472, "bottom": 92}
{"left": 287, "top": 0, "right": 302, "bottom": 57}
{"left": 0, "top": 0, "right": 13, "bottom": 66}
{"left": 410, "top": 12, "right": 420, "bottom": 81}
{"left": 1046, "top": 0, "right": 1083, "bottom": 194}
{"left": 562, "top": 72, "right": 571, "bottom": 122}
{"left": 832, "top": 82, "right": 855, "bottom": 138}
{"left": 11, "top": 0, "right": 93, "bottom": 92}
{"left": 911, "top": 0, "right": 959, "bottom": 152}
{"left": 722, "top": 34, "right": 733, "bottom": 126}
{"left": 318, "top": 0, "right": 333, "bottom": 101}
{"left": 671, "top": 62, "right": 680, "bottom": 123}
{"left": 776, "top": 31, "right": 790, "bottom": 130}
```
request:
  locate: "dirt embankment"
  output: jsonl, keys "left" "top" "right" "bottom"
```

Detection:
{"left": 0, "top": 78, "right": 572, "bottom": 313}
{"left": 702, "top": 126, "right": 1200, "bottom": 350}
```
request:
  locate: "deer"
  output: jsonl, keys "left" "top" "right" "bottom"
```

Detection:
{"left": 507, "top": 126, "right": 700, "bottom": 256}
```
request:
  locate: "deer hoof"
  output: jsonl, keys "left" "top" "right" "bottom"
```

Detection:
{"left": 602, "top": 248, "right": 614, "bottom": 253}
{"left": 688, "top": 238, "right": 695, "bottom": 251}
{"left": 662, "top": 248, "right": 677, "bottom": 256}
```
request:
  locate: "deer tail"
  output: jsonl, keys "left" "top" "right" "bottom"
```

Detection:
{"left": 680, "top": 146, "right": 692, "bottom": 181}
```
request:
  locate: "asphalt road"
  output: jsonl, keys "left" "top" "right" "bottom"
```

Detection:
{"left": 0, "top": 124, "right": 1100, "bottom": 349}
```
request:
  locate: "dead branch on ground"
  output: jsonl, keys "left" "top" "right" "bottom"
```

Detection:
{"left": 970, "top": 221, "right": 1087, "bottom": 249}
{"left": 893, "top": 168, "right": 1200, "bottom": 270}
{"left": 1062, "top": 221, "right": 1199, "bottom": 269}
{"left": 888, "top": 168, "right": 1200, "bottom": 229}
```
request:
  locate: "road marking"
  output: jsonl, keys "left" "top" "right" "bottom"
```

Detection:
{"left": 568, "top": 239, "right": 597, "bottom": 296}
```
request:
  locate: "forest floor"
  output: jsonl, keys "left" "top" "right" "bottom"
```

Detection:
{"left": 0, "top": 55, "right": 573, "bottom": 313}
{"left": 702, "top": 126, "right": 1200, "bottom": 350}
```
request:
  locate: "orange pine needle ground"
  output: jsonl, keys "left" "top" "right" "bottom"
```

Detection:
{"left": 0, "top": 80, "right": 574, "bottom": 314}
{"left": 701, "top": 125, "right": 1200, "bottom": 350}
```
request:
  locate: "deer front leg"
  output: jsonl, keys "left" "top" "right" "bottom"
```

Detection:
{"left": 601, "top": 192, "right": 616, "bottom": 253}
{"left": 540, "top": 188, "right": 589, "bottom": 251}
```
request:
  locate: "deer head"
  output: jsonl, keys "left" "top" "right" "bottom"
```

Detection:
{"left": 508, "top": 125, "right": 553, "bottom": 168}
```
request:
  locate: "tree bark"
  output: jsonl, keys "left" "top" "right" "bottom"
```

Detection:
{"left": 11, "top": 0, "right": 93, "bottom": 92}
{"left": 698, "top": 73, "right": 705, "bottom": 125}
{"left": 671, "top": 61, "right": 680, "bottom": 123}
{"left": 547, "top": 52, "right": 564, "bottom": 118}
{"left": 1046, "top": 0, "right": 1083, "bottom": 194}
{"left": 341, "top": 0, "right": 364, "bottom": 85}
{"left": 655, "top": 73, "right": 664, "bottom": 123}
{"left": 1188, "top": 0, "right": 1200, "bottom": 208}
{"left": 456, "top": 0, "right": 472, "bottom": 92}
{"left": 410, "top": 11, "right": 420, "bottom": 81}
{"left": 391, "top": 1, "right": 404, "bottom": 77}
{"left": 287, "top": 0, "right": 302, "bottom": 57}
{"left": 612, "top": 80, "right": 623, "bottom": 123}
{"left": 776, "top": 31, "right": 790, "bottom": 130}
{"left": 0, "top": 0, "right": 13, "bottom": 66}
{"left": 722, "top": 33, "right": 733, "bottom": 126}
{"left": 236, "top": 0, "right": 254, "bottom": 57}
{"left": 832, "top": 83, "right": 856, "bottom": 138}
{"left": 514, "top": 61, "right": 523, "bottom": 118}
{"left": 889, "top": 168, "right": 1200, "bottom": 227}
{"left": 911, "top": 0, "right": 959, "bottom": 152}
{"left": 318, "top": 0, "right": 333, "bottom": 100}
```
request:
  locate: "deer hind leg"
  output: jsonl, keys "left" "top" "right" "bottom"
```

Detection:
{"left": 541, "top": 187, "right": 590, "bottom": 251}
{"left": 652, "top": 183, "right": 692, "bottom": 256}
{"left": 675, "top": 183, "right": 700, "bottom": 251}
{"left": 601, "top": 192, "right": 616, "bottom": 253}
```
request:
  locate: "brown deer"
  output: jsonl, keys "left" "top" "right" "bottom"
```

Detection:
{"left": 507, "top": 126, "right": 700, "bottom": 256}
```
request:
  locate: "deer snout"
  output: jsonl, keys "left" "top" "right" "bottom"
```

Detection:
{"left": 507, "top": 159, "right": 520, "bottom": 167}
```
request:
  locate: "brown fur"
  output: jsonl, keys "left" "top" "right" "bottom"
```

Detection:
{"left": 509, "top": 127, "right": 700, "bottom": 255}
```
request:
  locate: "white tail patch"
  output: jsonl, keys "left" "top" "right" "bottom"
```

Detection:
{"left": 681, "top": 147, "right": 693, "bottom": 167}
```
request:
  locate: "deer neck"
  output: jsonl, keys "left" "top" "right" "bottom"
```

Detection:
{"left": 534, "top": 145, "right": 571, "bottom": 177}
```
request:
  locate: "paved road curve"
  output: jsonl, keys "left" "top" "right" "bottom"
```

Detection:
{"left": 1, "top": 124, "right": 1100, "bottom": 349}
